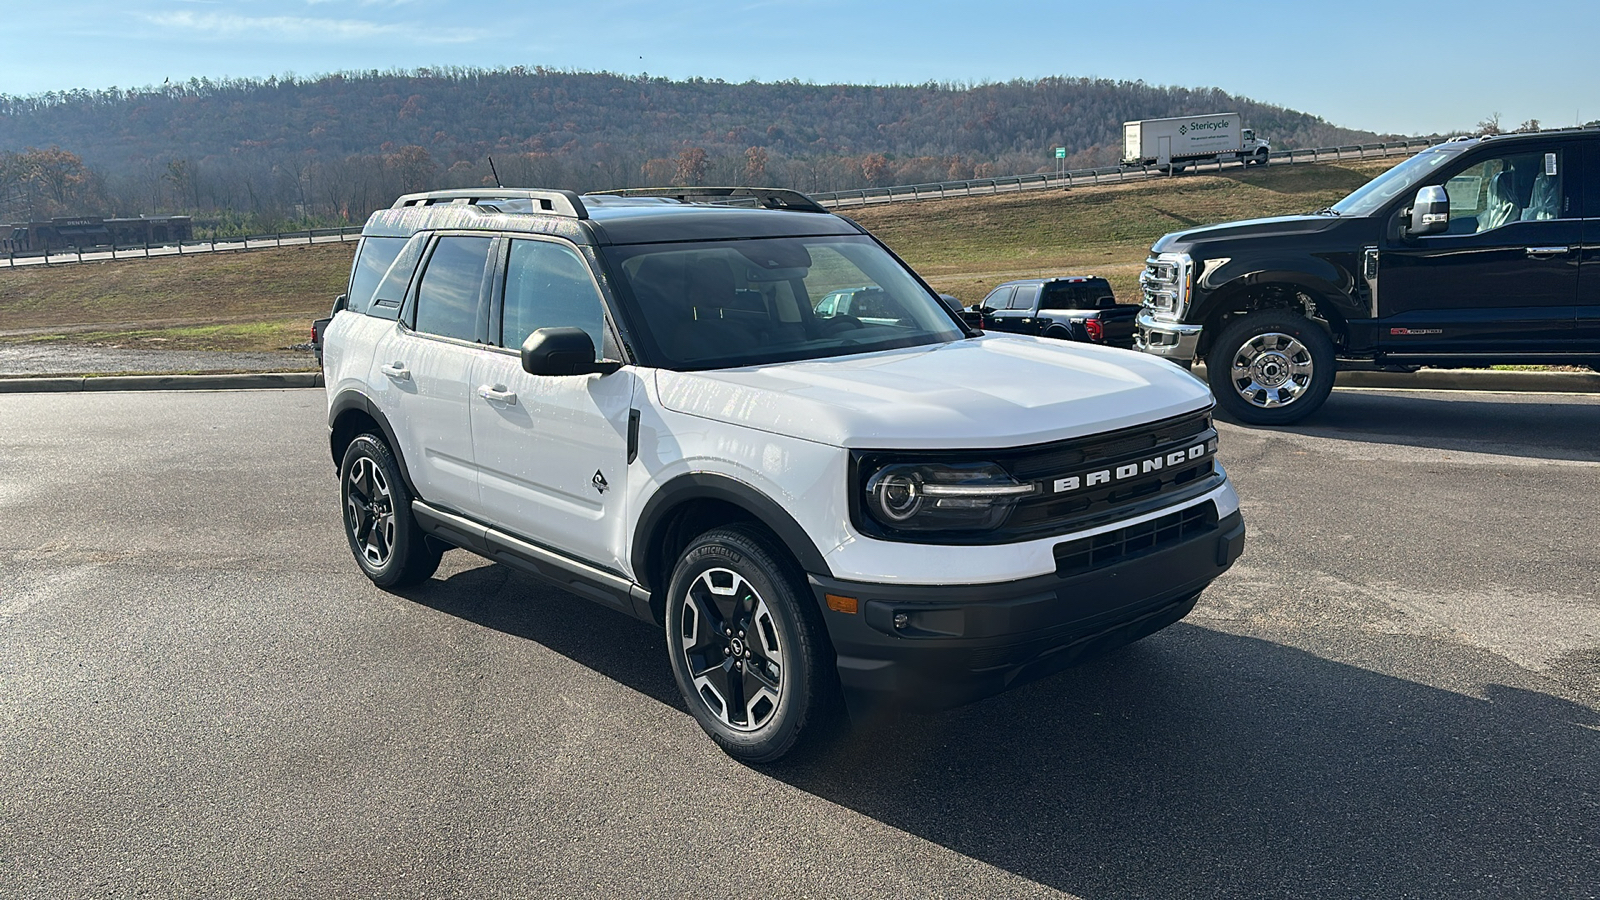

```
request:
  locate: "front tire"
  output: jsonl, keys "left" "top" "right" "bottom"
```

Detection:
{"left": 664, "top": 524, "right": 841, "bottom": 763}
{"left": 1207, "top": 309, "right": 1336, "bottom": 425}
{"left": 339, "top": 434, "right": 442, "bottom": 588}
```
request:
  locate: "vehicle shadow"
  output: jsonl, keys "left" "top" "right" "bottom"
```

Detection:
{"left": 1222, "top": 389, "right": 1600, "bottom": 463}
{"left": 401, "top": 564, "right": 1600, "bottom": 899}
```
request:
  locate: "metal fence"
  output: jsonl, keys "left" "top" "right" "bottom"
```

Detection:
{"left": 810, "top": 138, "right": 1445, "bottom": 209}
{"left": 1, "top": 225, "right": 363, "bottom": 269}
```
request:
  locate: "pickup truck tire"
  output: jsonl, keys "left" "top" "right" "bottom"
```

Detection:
{"left": 1045, "top": 325, "right": 1072, "bottom": 341}
{"left": 339, "top": 434, "right": 443, "bottom": 588}
{"left": 665, "top": 524, "right": 842, "bottom": 764}
{"left": 1207, "top": 309, "right": 1336, "bottom": 425}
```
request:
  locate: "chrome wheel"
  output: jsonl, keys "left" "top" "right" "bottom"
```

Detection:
{"left": 1230, "top": 331, "right": 1314, "bottom": 409}
{"left": 677, "top": 567, "right": 784, "bottom": 732}
{"left": 344, "top": 455, "right": 396, "bottom": 568}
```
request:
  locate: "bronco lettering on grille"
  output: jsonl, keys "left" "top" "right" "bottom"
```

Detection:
{"left": 1050, "top": 441, "right": 1215, "bottom": 494}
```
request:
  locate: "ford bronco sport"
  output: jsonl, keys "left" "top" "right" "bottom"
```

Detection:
{"left": 321, "top": 186, "right": 1245, "bottom": 762}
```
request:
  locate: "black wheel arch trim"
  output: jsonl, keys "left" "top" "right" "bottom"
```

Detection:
{"left": 327, "top": 390, "right": 421, "bottom": 501}
{"left": 632, "top": 472, "right": 833, "bottom": 593}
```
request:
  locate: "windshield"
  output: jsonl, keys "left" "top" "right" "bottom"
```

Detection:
{"left": 602, "top": 235, "right": 965, "bottom": 370}
{"left": 1329, "top": 145, "right": 1464, "bottom": 216}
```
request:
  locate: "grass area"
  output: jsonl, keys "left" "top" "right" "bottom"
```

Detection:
{"left": 846, "top": 158, "right": 1401, "bottom": 303}
{"left": 0, "top": 160, "right": 1402, "bottom": 352}
{"left": 0, "top": 242, "right": 352, "bottom": 352}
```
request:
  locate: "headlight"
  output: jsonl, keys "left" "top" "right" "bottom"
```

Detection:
{"left": 863, "top": 462, "right": 1035, "bottom": 533}
{"left": 1139, "top": 252, "right": 1192, "bottom": 323}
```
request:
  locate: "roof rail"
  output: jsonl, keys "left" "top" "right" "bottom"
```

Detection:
{"left": 587, "top": 186, "right": 828, "bottom": 214}
{"left": 390, "top": 188, "right": 588, "bottom": 219}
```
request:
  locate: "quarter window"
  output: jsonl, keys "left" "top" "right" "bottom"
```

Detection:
{"left": 502, "top": 239, "right": 608, "bottom": 356}
{"left": 413, "top": 236, "right": 492, "bottom": 341}
{"left": 347, "top": 236, "right": 406, "bottom": 315}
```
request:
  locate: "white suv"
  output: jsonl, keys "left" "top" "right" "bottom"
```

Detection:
{"left": 321, "top": 187, "right": 1245, "bottom": 762}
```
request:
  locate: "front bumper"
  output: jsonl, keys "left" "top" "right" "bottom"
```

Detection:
{"left": 812, "top": 508, "right": 1245, "bottom": 715}
{"left": 1134, "top": 310, "right": 1204, "bottom": 362}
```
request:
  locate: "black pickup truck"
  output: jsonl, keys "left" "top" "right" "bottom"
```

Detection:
{"left": 967, "top": 276, "right": 1139, "bottom": 348}
{"left": 1134, "top": 128, "right": 1600, "bottom": 423}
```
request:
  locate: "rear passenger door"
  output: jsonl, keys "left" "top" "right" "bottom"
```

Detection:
{"left": 988, "top": 283, "right": 1041, "bottom": 333}
{"left": 374, "top": 234, "right": 494, "bottom": 514}
{"left": 470, "top": 237, "right": 637, "bottom": 574}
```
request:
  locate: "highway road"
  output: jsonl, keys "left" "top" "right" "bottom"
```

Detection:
{"left": 1, "top": 387, "right": 1596, "bottom": 898}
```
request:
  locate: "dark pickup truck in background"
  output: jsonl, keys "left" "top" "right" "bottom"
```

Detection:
{"left": 965, "top": 276, "right": 1139, "bottom": 348}
{"left": 1134, "top": 128, "right": 1600, "bottom": 424}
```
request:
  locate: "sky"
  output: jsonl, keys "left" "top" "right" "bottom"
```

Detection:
{"left": 3, "top": 0, "right": 1596, "bottom": 137}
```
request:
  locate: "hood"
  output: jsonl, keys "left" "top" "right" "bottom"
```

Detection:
{"left": 654, "top": 335, "right": 1212, "bottom": 450}
{"left": 1153, "top": 214, "right": 1340, "bottom": 252}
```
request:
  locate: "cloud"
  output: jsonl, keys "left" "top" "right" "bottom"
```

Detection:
{"left": 146, "top": 10, "right": 483, "bottom": 44}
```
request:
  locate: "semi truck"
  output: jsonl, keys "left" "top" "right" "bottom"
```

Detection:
{"left": 1123, "top": 113, "right": 1271, "bottom": 171}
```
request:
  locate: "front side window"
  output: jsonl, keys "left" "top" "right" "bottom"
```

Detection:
{"left": 413, "top": 236, "right": 492, "bottom": 341}
{"left": 1442, "top": 149, "right": 1565, "bottom": 233}
{"left": 502, "top": 239, "right": 608, "bottom": 356}
{"left": 981, "top": 287, "right": 1015, "bottom": 312}
{"left": 603, "top": 234, "right": 964, "bottom": 370}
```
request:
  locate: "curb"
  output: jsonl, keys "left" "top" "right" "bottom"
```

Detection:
{"left": 1191, "top": 365, "right": 1600, "bottom": 395}
{"left": 0, "top": 371, "right": 323, "bottom": 394}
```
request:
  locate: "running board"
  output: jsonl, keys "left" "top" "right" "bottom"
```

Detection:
{"left": 411, "top": 500, "right": 655, "bottom": 623}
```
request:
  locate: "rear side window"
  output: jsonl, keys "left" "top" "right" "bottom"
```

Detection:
{"left": 1043, "top": 281, "right": 1115, "bottom": 309}
{"left": 413, "top": 236, "right": 493, "bottom": 342}
{"left": 346, "top": 236, "right": 406, "bottom": 315}
{"left": 1009, "top": 284, "right": 1041, "bottom": 310}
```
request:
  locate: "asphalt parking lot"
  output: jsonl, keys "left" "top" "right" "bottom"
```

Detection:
{"left": 1, "top": 387, "right": 1596, "bottom": 899}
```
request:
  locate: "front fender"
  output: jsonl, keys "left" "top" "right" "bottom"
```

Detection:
{"left": 1196, "top": 253, "right": 1363, "bottom": 322}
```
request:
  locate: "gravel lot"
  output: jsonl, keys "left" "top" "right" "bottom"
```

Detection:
{"left": 0, "top": 342, "right": 314, "bottom": 377}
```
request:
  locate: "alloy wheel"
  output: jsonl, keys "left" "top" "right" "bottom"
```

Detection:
{"left": 677, "top": 567, "right": 784, "bottom": 732}
{"left": 345, "top": 456, "right": 396, "bottom": 568}
{"left": 1229, "top": 331, "right": 1315, "bottom": 408}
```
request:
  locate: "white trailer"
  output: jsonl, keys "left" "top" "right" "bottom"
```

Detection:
{"left": 1122, "top": 113, "right": 1271, "bottom": 170}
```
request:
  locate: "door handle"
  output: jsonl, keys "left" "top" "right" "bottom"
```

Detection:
{"left": 478, "top": 385, "right": 517, "bottom": 405}
{"left": 1525, "top": 246, "right": 1573, "bottom": 258}
{"left": 380, "top": 363, "right": 410, "bottom": 381}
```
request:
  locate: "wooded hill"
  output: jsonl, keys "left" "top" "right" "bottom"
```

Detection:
{"left": 0, "top": 68, "right": 1389, "bottom": 232}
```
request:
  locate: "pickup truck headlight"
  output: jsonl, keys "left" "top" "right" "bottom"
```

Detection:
{"left": 1140, "top": 252, "right": 1193, "bottom": 323}
{"left": 863, "top": 462, "right": 1036, "bottom": 533}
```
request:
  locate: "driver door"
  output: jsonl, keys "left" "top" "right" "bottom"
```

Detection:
{"left": 1379, "top": 143, "right": 1580, "bottom": 355}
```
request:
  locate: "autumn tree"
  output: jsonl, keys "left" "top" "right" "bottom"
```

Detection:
{"left": 743, "top": 146, "right": 768, "bottom": 185}
{"left": 674, "top": 147, "right": 708, "bottom": 186}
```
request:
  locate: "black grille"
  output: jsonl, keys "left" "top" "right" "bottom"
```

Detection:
{"left": 852, "top": 408, "right": 1223, "bottom": 545}
{"left": 1054, "top": 502, "right": 1217, "bottom": 578}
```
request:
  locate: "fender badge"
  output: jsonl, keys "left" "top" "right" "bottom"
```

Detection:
{"left": 592, "top": 471, "right": 609, "bottom": 494}
{"left": 1390, "top": 328, "right": 1442, "bottom": 335}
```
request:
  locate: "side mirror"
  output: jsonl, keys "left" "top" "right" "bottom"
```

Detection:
{"left": 332, "top": 293, "right": 349, "bottom": 314}
{"left": 520, "top": 327, "right": 621, "bottom": 376}
{"left": 1407, "top": 185, "right": 1450, "bottom": 236}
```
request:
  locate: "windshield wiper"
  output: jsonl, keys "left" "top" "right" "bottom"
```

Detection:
{"left": 1312, "top": 207, "right": 1342, "bottom": 217}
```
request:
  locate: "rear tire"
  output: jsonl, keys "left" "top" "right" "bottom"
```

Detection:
{"left": 339, "top": 434, "right": 442, "bottom": 588}
{"left": 1207, "top": 309, "right": 1336, "bottom": 425}
{"left": 664, "top": 524, "right": 842, "bottom": 764}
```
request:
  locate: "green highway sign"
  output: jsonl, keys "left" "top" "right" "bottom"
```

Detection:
{"left": 1055, "top": 147, "right": 1066, "bottom": 159}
